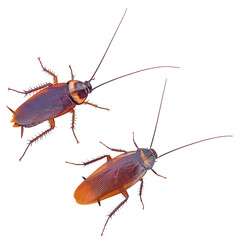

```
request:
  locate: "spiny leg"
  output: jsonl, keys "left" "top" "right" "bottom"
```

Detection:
{"left": 83, "top": 102, "right": 109, "bottom": 111}
{"left": 66, "top": 154, "right": 112, "bottom": 166}
{"left": 139, "top": 178, "right": 144, "bottom": 210}
{"left": 38, "top": 57, "right": 58, "bottom": 84}
{"left": 19, "top": 119, "right": 55, "bottom": 161}
{"left": 100, "top": 141, "right": 127, "bottom": 153}
{"left": 101, "top": 188, "right": 129, "bottom": 236}
{"left": 132, "top": 132, "right": 139, "bottom": 149}
{"left": 8, "top": 83, "right": 53, "bottom": 96}
{"left": 151, "top": 168, "right": 167, "bottom": 179}
{"left": 70, "top": 109, "right": 79, "bottom": 143}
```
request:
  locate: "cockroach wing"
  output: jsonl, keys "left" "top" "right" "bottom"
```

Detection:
{"left": 12, "top": 83, "right": 75, "bottom": 127}
{"left": 74, "top": 151, "right": 147, "bottom": 205}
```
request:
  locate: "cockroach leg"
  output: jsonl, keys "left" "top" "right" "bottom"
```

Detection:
{"left": 68, "top": 65, "right": 75, "bottom": 80}
{"left": 82, "top": 101, "right": 109, "bottom": 111}
{"left": 8, "top": 88, "right": 26, "bottom": 94}
{"left": 83, "top": 155, "right": 112, "bottom": 166}
{"left": 70, "top": 109, "right": 79, "bottom": 143}
{"left": 38, "top": 57, "right": 58, "bottom": 84}
{"left": 21, "top": 126, "right": 24, "bottom": 138}
{"left": 82, "top": 176, "right": 86, "bottom": 180}
{"left": 19, "top": 119, "right": 55, "bottom": 161}
{"left": 8, "top": 83, "right": 53, "bottom": 96}
{"left": 151, "top": 168, "right": 167, "bottom": 179}
{"left": 132, "top": 132, "right": 139, "bottom": 149}
{"left": 139, "top": 178, "right": 144, "bottom": 210}
{"left": 101, "top": 188, "right": 129, "bottom": 236}
{"left": 66, "top": 155, "right": 112, "bottom": 166}
{"left": 99, "top": 141, "right": 127, "bottom": 153}
{"left": 98, "top": 199, "right": 101, "bottom": 207}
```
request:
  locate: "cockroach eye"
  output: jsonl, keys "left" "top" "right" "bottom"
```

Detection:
{"left": 150, "top": 149, "right": 158, "bottom": 159}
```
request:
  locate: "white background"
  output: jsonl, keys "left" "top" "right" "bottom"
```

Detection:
{"left": 1, "top": 1, "right": 240, "bottom": 240}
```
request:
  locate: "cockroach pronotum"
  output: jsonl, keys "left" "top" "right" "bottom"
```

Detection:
{"left": 66, "top": 79, "right": 232, "bottom": 236}
{"left": 7, "top": 9, "right": 178, "bottom": 161}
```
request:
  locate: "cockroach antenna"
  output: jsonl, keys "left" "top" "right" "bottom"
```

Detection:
{"left": 150, "top": 79, "right": 167, "bottom": 149}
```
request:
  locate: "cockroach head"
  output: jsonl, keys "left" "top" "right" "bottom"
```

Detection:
{"left": 137, "top": 148, "right": 158, "bottom": 170}
{"left": 67, "top": 80, "right": 92, "bottom": 105}
{"left": 150, "top": 148, "right": 158, "bottom": 159}
{"left": 84, "top": 81, "right": 92, "bottom": 93}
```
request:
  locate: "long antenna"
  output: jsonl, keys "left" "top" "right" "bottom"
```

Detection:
{"left": 92, "top": 66, "right": 178, "bottom": 91}
{"left": 150, "top": 79, "right": 167, "bottom": 149}
{"left": 158, "top": 135, "right": 232, "bottom": 159}
{"left": 89, "top": 9, "right": 127, "bottom": 81}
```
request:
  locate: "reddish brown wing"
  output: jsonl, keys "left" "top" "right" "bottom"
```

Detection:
{"left": 12, "top": 83, "right": 75, "bottom": 127}
{"left": 74, "top": 151, "right": 147, "bottom": 205}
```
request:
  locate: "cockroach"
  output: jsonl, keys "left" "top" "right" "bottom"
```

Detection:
{"left": 66, "top": 79, "right": 232, "bottom": 236}
{"left": 7, "top": 9, "right": 178, "bottom": 161}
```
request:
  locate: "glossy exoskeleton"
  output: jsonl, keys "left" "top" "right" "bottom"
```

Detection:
{"left": 7, "top": 9, "right": 178, "bottom": 161}
{"left": 67, "top": 79, "right": 232, "bottom": 236}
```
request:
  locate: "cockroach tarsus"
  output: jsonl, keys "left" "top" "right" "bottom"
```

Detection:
{"left": 66, "top": 79, "right": 232, "bottom": 236}
{"left": 7, "top": 9, "right": 178, "bottom": 161}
